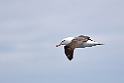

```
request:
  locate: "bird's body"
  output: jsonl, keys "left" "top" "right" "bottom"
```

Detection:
{"left": 62, "top": 37, "right": 100, "bottom": 48}
{"left": 56, "top": 35, "right": 104, "bottom": 61}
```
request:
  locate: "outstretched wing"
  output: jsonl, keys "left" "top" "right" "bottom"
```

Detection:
{"left": 64, "top": 46, "right": 74, "bottom": 60}
{"left": 64, "top": 35, "right": 90, "bottom": 60}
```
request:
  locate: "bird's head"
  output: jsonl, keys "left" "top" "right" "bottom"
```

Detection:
{"left": 56, "top": 40, "right": 65, "bottom": 47}
{"left": 56, "top": 37, "right": 74, "bottom": 47}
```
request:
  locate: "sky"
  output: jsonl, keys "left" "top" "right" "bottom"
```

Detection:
{"left": 0, "top": 0, "right": 124, "bottom": 83}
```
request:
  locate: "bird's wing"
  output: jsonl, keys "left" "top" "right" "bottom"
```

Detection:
{"left": 76, "top": 35, "right": 90, "bottom": 41}
{"left": 64, "top": 35, "right": 89, "bottom": 60}
{"left": 64, "top": 46, "right": 74, "bottom": 60}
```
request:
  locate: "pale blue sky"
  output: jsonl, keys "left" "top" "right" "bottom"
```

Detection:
{"left": 0, "top": 0, "right": 124, "bottom": 83}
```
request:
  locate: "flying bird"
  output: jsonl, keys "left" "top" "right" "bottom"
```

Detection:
{"left": 56, "top": 35, "right": 104, "bottom": 61}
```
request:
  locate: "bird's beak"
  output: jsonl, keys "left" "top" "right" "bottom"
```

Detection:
{"left": 56, "top": 42, "right": 62, "bottom": 47}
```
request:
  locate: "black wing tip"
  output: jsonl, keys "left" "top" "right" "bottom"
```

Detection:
{"left": 67, "top": 55, "right": 73, "bottom": 61}
{"left": 98, "top": 43, "right": 105, "bottom": 45}
{"left": 68, "top": 58, "right": 73, "bottom": 61}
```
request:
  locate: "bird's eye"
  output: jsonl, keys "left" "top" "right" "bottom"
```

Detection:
{"left": 62, "top": 40, "right": 65, "bottom": 42}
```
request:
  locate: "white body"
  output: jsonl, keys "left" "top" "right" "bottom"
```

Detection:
{"left": 62, "top": 37, "right": 101, "bottom": 48}
{"left": 77, "top": 40, "right": 100, "bottom": 48}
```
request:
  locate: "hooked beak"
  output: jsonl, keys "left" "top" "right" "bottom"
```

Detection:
{"left": 56, "top": 42, "right": 62, "bottom": 47}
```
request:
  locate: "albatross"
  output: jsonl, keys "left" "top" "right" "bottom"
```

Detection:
{"left": 56, "top": 35, "right": 104, "bottom": 61}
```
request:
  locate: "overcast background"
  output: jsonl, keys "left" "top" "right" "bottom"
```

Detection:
{"left": 0, "top": 0, "right": 124, "bottom": 83}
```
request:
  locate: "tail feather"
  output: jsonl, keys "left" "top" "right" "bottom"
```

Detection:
{"left": 97, "top": 43, "right": 104, "bottom": 45}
